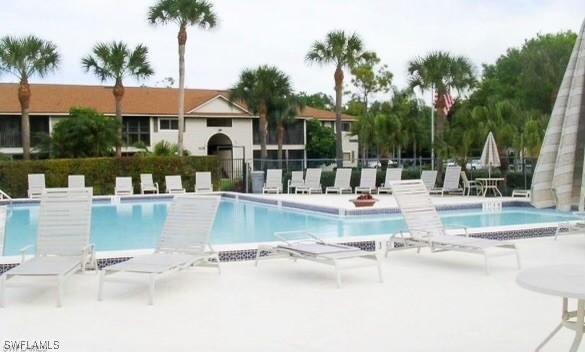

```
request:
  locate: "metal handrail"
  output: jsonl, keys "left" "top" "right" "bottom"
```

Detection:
{"left": 0, "top": 189, "right": 11, "bottom": 200}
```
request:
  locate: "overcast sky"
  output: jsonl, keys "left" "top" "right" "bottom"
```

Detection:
{"left": 1, "top": 0, "right": 584, "bottom": 103}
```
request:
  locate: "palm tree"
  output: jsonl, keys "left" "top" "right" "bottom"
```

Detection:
{"left": 82, "top": 41, "right": 154, "bottom": 157}
{"left": 148, "top": 0, "right": 218, "bottom": 156}
{"left": 0, "top": 35, "right": 60, "bottom": 159}
{"left": 306, "top": 30, "right": 367, "bottom": 167}
{"left": 268, "top": 94, "right": 305, "bottom": 166}
{"left": 229, "top": 65, "right": 292, "bottom": 167}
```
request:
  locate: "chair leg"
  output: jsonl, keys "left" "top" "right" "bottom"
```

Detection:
{"left": 483, "top": 252, "right": 490, "bottom": 275}
{"left": 376, "top": 257, "right": 383, "bottom": 283}
{"left": 56, "top": 275, "right": 64, "bottom": 308}
{"left": 97, "top": 270, "right": 105, "bottom": 301}
{"left": 515, "top": 248, "right": 522, "bottom": 270}
{"left": 148, "top": 273, "right": 156, "bottom": 305}
{"left": 0, "top": 274, "right": 6, "bottom": 308}
{"left": 333, "top": 261, "right": 342, "bottom": 288}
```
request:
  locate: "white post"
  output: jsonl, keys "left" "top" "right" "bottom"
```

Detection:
{"left": 431, "top": 85, "right": 435, "bottom": 171}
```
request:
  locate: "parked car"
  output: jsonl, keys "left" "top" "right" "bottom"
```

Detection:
{"left": 466, "top": 159, "right": 483, "bottom": 170}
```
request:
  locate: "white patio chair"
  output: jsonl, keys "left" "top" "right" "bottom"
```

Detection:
{"left": 98, "top": 195, "right": 221, "bottom": 305}
{"left": 386, "top": 180, "right": 521, "bottom": 274}
{"left": 430, "top": 166, "right": 463, "bottom": 196}
{"left": 460, "top": 171, "right": 482, "bottom": 196}
{"left": 325, "top": 168, "right": 352, "bottom": 194}
{"left": 0, "top": 188, "right": 94, "bottom": 307}
{"left": 355, "top": 168, "right": 377, "bottom": 194}
{"left": 287, "top": 171, "right": 305, "bottom": 194}
{"left": 195, "top": 172, "right": 213, "bottom": 193}
{"left": 295, "top": 168, "right": 322, "bottom": 194}
{"left": 420, "top": 170, "right": 438, "bottom": 191}
{"left": 255, "top": 231, "right": 382, "bottom": 288}
{"left": 140, "top": 174, "right": 159, "bottom": 194}
{"left": 27, "top": 174, "right": 46, "bottom": 199}
{"left": 165, "top": 175, "right": 186, "bottom": 194}
{"left": 378, "top": 168, "right": 403, "bottom": 194}
{"left": 114, "top": 177, "right": 134, "bottom": 196}
{"left": 263, "top": 169, "right": 283, "bottom": 194}
{"left": 512, "top": 189, "right": 531, "bottom": 198}
{"left": 68, "top": 175, "right": 85, "bottom": 188}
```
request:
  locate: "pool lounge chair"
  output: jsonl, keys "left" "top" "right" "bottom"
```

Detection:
{"left": 420, "top": 170, "right": 438, "bottom": 191}
{"left": 460, "top": 171, "right": 482, "bottom": 196}
{"left": 140, "top": 174, "right": 159, "bottom": 194}
{"left": 325, "top": 168, "right": 352, "bottom": 194}
{"left": 28, "top": 174, "right": 46, "bottom": 199}
{"left": 255, "top": 231, "right": 382, "bottom": 288}
{"left": 512, "top": 189, "right": 531, "bottom": 198}
{"left": 288, "top": 171, "right": 305, "bottom": 194}
{"left": 430, "top": 166, "right": 463, "bottom": 196}
{"left": 98, "top": 195, "right": 221, "bottom": 305}
{"left": 165, "top": 175, "right": 185, "bottom": 194}
{"left": 355, "top": 168, "right": 377, "bottom": 194}
{"left": 378, "top": 168, "right": 403, "bottom": 194}
{"left": 195, "top": 172, "right": 213, "bottom": 193}
{"left": 295, "top": 168, "right": 322, "bottom": 194}
{"left": 263, "top": 169, "right": 283, "bottom": 194}
{"left": 68, "top": 175, "right": 85, "bottom": 188}
{"left": 386, "top": 180, "right": 521, "bottom": 274}
{"left": 0, "top": 188, "right": 94, "bottom": 307}
{"left": 115, "top": 177, "right": 134, "bottom": 196}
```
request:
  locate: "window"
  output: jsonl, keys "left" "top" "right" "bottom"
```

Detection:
{"left": 122, "top": 117, "right": 150, "bottom": 146}
{"left": 343, "top": 152, "right": 351, "bottom": 161}
{"left": 207, "top": 118, "right": 232, "bottom": 127}
{"left": 342, "top": 122, "right": 352, "bottom": 132}
{"left": 159, "top": 118, "right": 178, "bottom": 130}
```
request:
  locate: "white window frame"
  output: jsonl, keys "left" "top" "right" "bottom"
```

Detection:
{"left": 159, "top": 118, "right": 179, "bottom": 131}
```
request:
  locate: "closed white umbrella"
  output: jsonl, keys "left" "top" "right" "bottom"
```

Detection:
{"left": 480, "top": 132, "right": 501, "bottom": 178}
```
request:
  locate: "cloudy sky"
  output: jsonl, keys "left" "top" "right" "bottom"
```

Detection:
{"left": 1, "top": 0, "right": 583, "bottom": 102}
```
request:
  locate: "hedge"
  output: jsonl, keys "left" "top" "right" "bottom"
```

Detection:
{"left": 0, "top": 156, "right": 220, "bottom": 197}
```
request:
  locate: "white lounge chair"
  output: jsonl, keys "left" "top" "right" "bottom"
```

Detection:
{"left": 355, "top": 168, "right": 377, "bottom": 194}
{"left": 325, "top": 168, "right": 352, "bottom": 194}
{"left": 114, "top": 177, "right": 134, "bottom": 196}
{"left": 263, "top": 169, "right": 283, "bottom": 194}
{"left": 295, "top": 168, "right": 322, "bottom": 194}
{"left": 287, "top": 171, "right": 305, "bottom": 194}
{"left": 0, "top": 188, "right": 94, "bottom": 307}
{"left": 255, "top": 231, "right": 382, "bottom": 288}
{"left": 165, "top": 175, "right": 185, "bottom": 194}
{"left": 140, "top": 174, "right": 159, "bottom": 194}
{"left": 460, "top": 171, "right": 482, "bottom": 196}
{"left": 27, "top": 174, "right": 45, "bottom": 199}
{"left": 420, "top": 170, "right": 437, "bottom": 191}
{"left": 386, "top": 180, "right": 521, "bottom": 274}
{"left": 98, "top": 195, "right": 221, "bottom": 305}
{"left": 378, "top": 168, "right": 403, "bottom": 194}
{"left": 512, "top": 189, "right": 531, "bottom": 198}
{"left": 68, "top": 175, "right": 85, "bottom": 188}
{"left": 195, "top": 172, "right": 213, "bottom": 193}
{"left": 430, "top": 166, "right": 463, "bottom": 196}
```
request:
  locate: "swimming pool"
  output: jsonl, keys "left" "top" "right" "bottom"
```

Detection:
{"left": 1, "top": 198, "right": 578, "bottom": 256}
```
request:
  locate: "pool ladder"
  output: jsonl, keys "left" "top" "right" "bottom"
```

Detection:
{"left": 482, "top": 199, "right": 502, "bottom": 213}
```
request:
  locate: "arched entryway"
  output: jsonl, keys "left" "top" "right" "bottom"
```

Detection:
{"left": 207, "top": 133, "right": 233, "bottom": 178}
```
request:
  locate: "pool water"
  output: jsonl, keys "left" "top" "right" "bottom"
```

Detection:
{"left": 1, "top": 199, "right": 578, "bottom": 256}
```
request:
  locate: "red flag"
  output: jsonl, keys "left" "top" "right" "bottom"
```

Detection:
{"left": 434, "top": 91, "right": 455, "bottom": 115}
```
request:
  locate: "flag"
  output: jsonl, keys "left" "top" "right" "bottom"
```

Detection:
{"left": 434, "top": 91, "right": 455, "bottom": 115}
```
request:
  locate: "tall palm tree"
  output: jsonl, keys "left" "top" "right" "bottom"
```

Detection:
{"left": 0, "top": 35, "right": 60, "bottom": 159}
{"left": 82, "top": 41, "right": 154, "bottom": 157}
{"left": 268, "top": 94, "right": 305, "bottom": 166}
{"left": 148, "top": 0, "right": 218, "bottom": 155}
{"left": 229, "top": 65, "right": 292, "bottom": 167}
{"left": 306, "top": 30, "right": 366, "bottom": 167}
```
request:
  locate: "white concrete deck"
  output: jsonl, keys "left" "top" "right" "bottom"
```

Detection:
{"left": 1, "top": 235, "right": 584, "bottom": 351}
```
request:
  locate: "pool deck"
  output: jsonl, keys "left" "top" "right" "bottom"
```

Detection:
{"left": 1, "top": 235, "right": 584, "bottom": 351}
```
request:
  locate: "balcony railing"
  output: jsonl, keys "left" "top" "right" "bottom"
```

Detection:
{"left": 0, "top": 132, "right": 20, "bottom": 148}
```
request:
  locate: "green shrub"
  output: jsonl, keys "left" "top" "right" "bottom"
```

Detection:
{"left": 0, "top": 156, "right": 220, "bottom": 197}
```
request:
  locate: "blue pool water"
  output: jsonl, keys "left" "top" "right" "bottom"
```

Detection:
{"left": 1, "top": 199, "right": 578, "bottom": 256}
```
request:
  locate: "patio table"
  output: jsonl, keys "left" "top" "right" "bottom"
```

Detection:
{"left": 476, "top": 177, "right": 504, "bottom": 197}
{"left": 517, "top": 265, "right": 585, "bottom": 352}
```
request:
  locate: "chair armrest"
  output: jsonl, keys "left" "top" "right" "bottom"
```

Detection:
{"left": 81, "top": 243, "right": 96, "bottom": 271}
{"left": 447, "top": 224, "right": 469, "bottom": 237}
{"left": 19, "top": 244, "right": 34, "bottom": 263}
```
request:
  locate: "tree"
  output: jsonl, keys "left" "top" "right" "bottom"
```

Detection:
{"left": 148, "top": 0, "right": 218, "bottom": 155}
{"left": 297, "top": 92, "right": 334, "bottom": 110}
{"left": 268, "top": 94, "right": 305, "bottom": 166}
{"left": 229, "top": 65, "right": 292, "bottom": 165}
{"left": 306, "top": 30, "right": 367, "bottom": 167}
{"left": 305, "top": 119, "right": 336, "bottom": 160}
{"left": 0, "top": 35, "right": 60, "bottom": 159}
{"left": 49, "top": 107, "right": 120, "bottom": 158}
{"left": 82, "top": 41, "right": 154, "bottom": 157}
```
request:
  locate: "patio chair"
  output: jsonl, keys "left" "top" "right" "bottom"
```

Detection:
{"left": 68, "top": 175, "right": 85, "bottom": 188}
{"left": 295, "top": 168, "right": 322, "bottom": 194}
{"left": 460, "top": 171, "right": 482, "bottom": 196}
{"left": 378, "top": 168, "right": 403, "bottom": 194}
{"left": 114, "top": 177, "right": 134, "bottom": 196}
{"left": 255, "top": 231, "right": 382, "bottom": 288}
{"left": 140, "top": 174, "right": 159, "bottom": 194}
{"left": 27, "top": 174, "right": 46, "bottom": 199}
{"left": 98, "top": 195, "right": 221, "bottom": 305}
{"left": 287, "top": 171, "right": 305, "bottom": 194}
{"left": 386, "top": 180, "right": 521, "bottom": 274}
{"left": 420, "top": 170, "right": 438, "bottom": 191}
{"left": 0, "top": 188, "right": 94, "bottom": 307}
{"left": 165, "top": 175, "right": 186, "bottom": 194}
{"left": 195, "top": 172, "right": 213, "bottom": 193}
{"left": 263, "top": 169, "right": 283, "bottom": 194}
{"left": 355, "top": 168, "right": 377, "bottom": 194}
{"left": 430, "top": 166, "right": 463, "bottom": 196}
{"left": 325, "top": 168, "right": 352, "bottom": 194}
